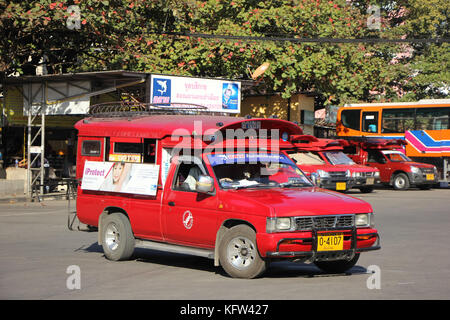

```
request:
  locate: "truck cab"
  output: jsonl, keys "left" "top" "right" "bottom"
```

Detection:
{"left": 283, "top": 135, "right": 380, "bottom": 193}
{"left": 342, "top": 138, "right": 438, "bottom": 190}
{"left": 73, "top": 107, "right": 380, "bottom": 278}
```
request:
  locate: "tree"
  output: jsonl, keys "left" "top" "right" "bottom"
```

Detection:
{"left": 1, "top": 0, "right": 447, "bottom": 105}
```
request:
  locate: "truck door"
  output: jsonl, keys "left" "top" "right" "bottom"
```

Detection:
{"left": 162, "top": 156, "right": 219, "bottom": 248}
{"left": 367, "top": 150, "right": 391, "bottom": 182}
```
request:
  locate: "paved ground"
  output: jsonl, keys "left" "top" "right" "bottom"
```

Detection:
{"left": 0, "top": 188, "right": 449, "bottom": 301}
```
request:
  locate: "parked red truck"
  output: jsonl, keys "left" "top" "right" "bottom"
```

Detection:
{"left": 71, "top": 106, "right": 380, "bottom": 278}
{"left": 283, "top": 135, "right": 380, "bottom": 193}
{"left": 341, "top": 138, "right": 438, "bottom": 190}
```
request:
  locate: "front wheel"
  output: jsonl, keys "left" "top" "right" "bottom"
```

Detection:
{"left": 393, "top": 173, "right": 410, "bottom": 190}
{"left": 219, "top": 225, "right": 267, "bottom": 279}
{"left": 314, "top": 253, "right": 360, "bottom": 274}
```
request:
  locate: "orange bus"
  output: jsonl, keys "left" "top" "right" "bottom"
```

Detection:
{"left": 336, "top": 99, "right": 450, "bottom": 180}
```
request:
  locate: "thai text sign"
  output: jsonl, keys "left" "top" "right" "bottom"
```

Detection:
{"left": 150, "top": 75, "right": 241, "bottom": 113}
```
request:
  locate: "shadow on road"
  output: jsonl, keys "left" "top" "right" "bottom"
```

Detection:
{"left": 76, "top": 242, "right": 369, "bottom": 279}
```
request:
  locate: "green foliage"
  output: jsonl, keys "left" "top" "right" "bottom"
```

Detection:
{"left": 0, "top": 0, "right": 447, "bottom": 105}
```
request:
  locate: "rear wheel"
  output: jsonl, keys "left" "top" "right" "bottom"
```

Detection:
{"left": 101, "top": 213, "right": 135, "bottom": 261}
{"left": 219, "top": 225, "right": 267, "bottom": 279}
{"left": 393, "top": 173, "right": 410, "bottom": 190}
{"left": 314, "top": 253, "right": 360, "bottom": 274}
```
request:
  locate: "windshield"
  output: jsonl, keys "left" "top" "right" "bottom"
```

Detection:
{"left": 323, "top": 151, "right": 355, "bottom": 165}
{"left": 382, "top": 151, "right": 412, "bottom": 162}
{"left": 207, "top": 153, "right": 313, "bottom": 189}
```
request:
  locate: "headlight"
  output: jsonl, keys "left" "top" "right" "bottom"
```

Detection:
{"left": 410, "top": 166, "right": 421, "bottom": 174}
{"left": 352, "top": 171, "right": 361, "bottom": 178}
{"left": 374, "top": 171, "right": 380, "bottom": 178}
{"left": 266, "top": 217, "right": 293, "bottom": 233}
{"left": 355, "top": 213, "right": 374, "bottom": 228}
{"left": 317, "top": 169, "right": 330, "bottom": 178}
{"left": 346, "top": 169, "right": 351, "bottom": 177}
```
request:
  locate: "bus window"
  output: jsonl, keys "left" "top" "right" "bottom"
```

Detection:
{"left": 415, "top": 107, "right": 450, "bottom": 130}
{"left": 81, "top": 140, "right": 101, "bottom": 156}
{"left": 341, "top": 109, "right": 361, "bottom": 130}
{"left": 382, "top": 108, "right": 415, "bottom": 133}
{"left": 362, "top": 112, "right": 378, "bottom": 133}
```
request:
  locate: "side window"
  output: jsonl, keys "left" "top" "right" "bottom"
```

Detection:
{"left": 341, "top": 109, "right": 361, "bottom": 130}
{"left": 382, "top": 108, "right": 415, "bottom": 133}
{"left": 367, "top": 150, "right": 386, "bottom": 163}
{"left": 362, "top": 112, "right": 379, "bottom": 133}
{"left": 173, "top": 161, "right": 204, "bottom": 192}
{"left": 81, "top": 140, "right": 101, "bottom": 156}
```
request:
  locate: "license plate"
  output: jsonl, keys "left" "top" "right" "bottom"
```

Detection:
{"left": 366, "top": 177, "right": 374, "bottom": 185}
{"left": 426, "top": 174, "right": 434, "bottom": 180}
{"left": 317, "top": 233, "right": 344, "bottom": 252}
{"left": 336, "top": 182, "right": 346, "bottom": 190}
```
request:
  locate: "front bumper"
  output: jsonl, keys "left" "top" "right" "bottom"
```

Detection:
{"left": 319, "top": 178, "right": 353, "bottom": 191}
{"left": 407, "top": 172, "right": 439, "bottom": 186}
{"left": 259, "top": 227, "right": 380, "bottom": 262}
{"left": 352, "top": 176, "right": 382, "bottom": 188}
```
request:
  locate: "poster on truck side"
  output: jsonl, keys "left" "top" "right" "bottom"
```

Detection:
{"left": 81, "top": 161, "right": 159, "bottom": 196}
{"left": 150, "top": 74, "right": 241, "bottom": 113}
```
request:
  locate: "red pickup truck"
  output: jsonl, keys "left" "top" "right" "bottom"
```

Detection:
{"left": 71, "top": 107, "right": 380, "bottom": 278}
{"left": 283, "top": 135, "right": 380, "bottom": 193}
{"left": 342, "top": 138, "right": 438, "bottom": 190}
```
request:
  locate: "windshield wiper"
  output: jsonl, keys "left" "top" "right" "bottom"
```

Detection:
{"left": 234, "top": 183, "right": 274, "bottom": 190}
{"left": 278, "top": 182, "right": 311, "bottom": 188}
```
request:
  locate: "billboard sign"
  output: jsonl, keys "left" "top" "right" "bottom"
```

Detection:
{"left": 150, "top": 75, "right": 241, "bottom": 113}
{"left": 81, "top": 161, "right": 159, "bottom": 196}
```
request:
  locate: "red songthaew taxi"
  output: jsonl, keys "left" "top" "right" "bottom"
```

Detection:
{"left": 342, "top": 138, "right": 438, "bottom": 190}
{"left": 71, "top": 106, "right": 380, "bottom": 278}
{"left": 283, "top": 135, "right": 380, "bottom": 193}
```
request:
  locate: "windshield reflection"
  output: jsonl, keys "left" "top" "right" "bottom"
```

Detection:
{"left": 207, "top": 153, "right": 313, "bottom": 189}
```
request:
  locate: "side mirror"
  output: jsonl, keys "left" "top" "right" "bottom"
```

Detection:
{"left": 196, "top": 175, "right": 215, "bottom": 193}
{"left": 310, "top": 172, "right": 319, "bottom": 186}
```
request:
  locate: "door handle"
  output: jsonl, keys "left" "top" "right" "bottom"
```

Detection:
{"left": 168, "top": 201, "right": 175, "bottom": 207}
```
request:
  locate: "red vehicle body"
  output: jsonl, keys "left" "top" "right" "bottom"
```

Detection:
{"left": 73, "top": 111, "right": 380, "bottom": 278}
{"left": 342, "top": 138, "right": 438, "bottom": 190}
{"left": 283, "top": 135, "right": 380, "bottom": 193}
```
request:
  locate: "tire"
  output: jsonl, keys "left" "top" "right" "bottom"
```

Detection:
{"left": 314, "top": 253, "right": 360, "bottom": 274}
{"left": 392, "top": 173, "right": 410, "bottom": 190}
{"left": 101, "top": 213, "right": 135, "bottom": 261}
{"left": 219, "top": 225, "right": 267, "bottom": 279}
{"left": 359, "top": 186, "right": 374, "bottom": 193}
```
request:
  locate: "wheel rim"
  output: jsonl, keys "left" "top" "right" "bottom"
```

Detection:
{"left": 226, "top": 236, "right": 257, "bottom": 270}
{"left": 395, "top": 176, "right": 406, "bottom": 189}
{"left": 105, "top": 222, "right": 120, "bottom": 251}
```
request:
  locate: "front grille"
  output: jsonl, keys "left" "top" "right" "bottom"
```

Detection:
{"left": 329, "top": 171, "right": 348, "bottom": 181}
{"left": 295, "top": 215, "right": 354, "bottom": 231}
{"left": 421, "top": 168, "right": 434, "bottom": 174}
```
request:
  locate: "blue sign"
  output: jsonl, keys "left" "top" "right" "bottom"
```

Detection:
{"left": 222, "top": 83, "right": 239, "bottom": 110}
{"left": 208, "top": 153, "right": 293, "bottom": 166}
{"left": 152, "top": 78, "right": 171, "bottom": 105}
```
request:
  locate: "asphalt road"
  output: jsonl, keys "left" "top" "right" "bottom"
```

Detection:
{"left": 0, "top": 188, "right": 449, "bottom": 301}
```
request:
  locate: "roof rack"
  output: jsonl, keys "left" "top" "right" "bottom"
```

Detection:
{"left": 88, "top": 102, "right": 230, "bottom": 118}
